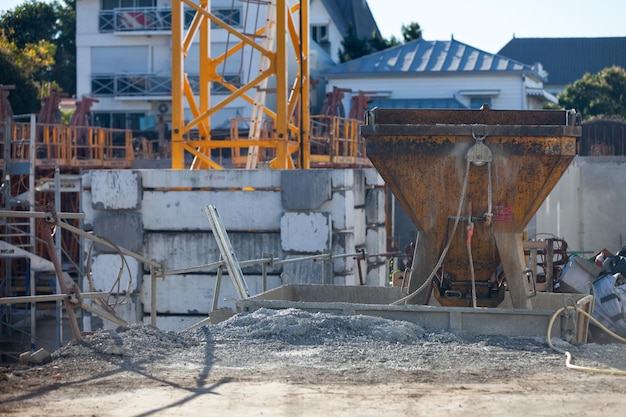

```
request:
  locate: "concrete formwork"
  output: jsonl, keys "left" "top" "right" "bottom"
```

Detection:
{"left": 82, "top": 168, "right": 387, "bottom": 331}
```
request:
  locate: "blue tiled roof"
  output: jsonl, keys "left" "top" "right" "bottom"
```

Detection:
{"left": 322, "top": 38, "right": 537, "bottom": 78}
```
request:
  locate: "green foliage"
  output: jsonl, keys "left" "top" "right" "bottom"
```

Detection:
{"left": 338, "top": 21, "right": 420, "bottom": 63}
{"left": 0, "top": 30, "right": 57, "bottom": 114}
{"left": 338, "top": 25, "right": 371, "bottom": 62}
{"left": 401, "top": 22, "right": 422, "bottom": 43}
{"left": 0, "top": 0, "right": 76, "bottom": 106}
{"left": 0, "top": 49, "right": 40, "bottom": 114}
{"left": 558, "top": 66, "right": 626, "bottom": 120}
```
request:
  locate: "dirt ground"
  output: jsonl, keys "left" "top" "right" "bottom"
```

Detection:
{"left": 1, "top": 308, "right": 626, "bottom": 417}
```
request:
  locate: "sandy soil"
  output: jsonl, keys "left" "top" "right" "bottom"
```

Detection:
{"left": 1, "top": 308, "right": 626, "bottom": 417}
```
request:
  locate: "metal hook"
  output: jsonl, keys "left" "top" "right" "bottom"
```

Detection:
{"left": 471, "top": 124, "right": 487, "bottom": 142}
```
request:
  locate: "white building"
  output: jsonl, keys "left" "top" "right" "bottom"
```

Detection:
{"left": 75, "top": 0, "right": 380, "bottom": 135}
{"left": 322, "top": 38, "right": 557, "bottom": 116}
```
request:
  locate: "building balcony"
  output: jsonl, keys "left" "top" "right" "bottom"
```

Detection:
{"left": 91, "top": 73, "right": 193, "bottom": 99}
{"left": 90, "top": 73, "right": 244, "bottom": 99}
{"left": 98, "top": 7, "right": 241, "bottom": 34}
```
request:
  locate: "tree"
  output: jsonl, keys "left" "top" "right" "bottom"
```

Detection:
{"left": 338, "top": 25, "right": 371, "bottom": 63}
{"left": 401, "top": 22, "right": 422, "bottom": 43}
{"left": 0, "top": 0, "right": 76, "bottom": 97}
{"left": 558, "top": 66, "right": 626, "bottom": 120}
{"left": 339, "top": 21, "right": 420, "bottom": 63}
{"left": 0, "top": 30, "right": 56, "bottom": 114}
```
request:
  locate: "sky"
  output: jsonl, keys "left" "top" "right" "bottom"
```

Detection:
{"left": 367, "top": 0, "right": 626, "bottom": 54}
{"left": 2, "top": 0, "right": 626, "bottom": 54}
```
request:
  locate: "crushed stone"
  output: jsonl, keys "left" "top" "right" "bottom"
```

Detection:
{"left": 32, "top": 307, "right": 625, "bottom": 385}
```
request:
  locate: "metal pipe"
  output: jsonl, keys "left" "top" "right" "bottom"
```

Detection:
{"left": 80, "top": 302, "right": 128, "bottom": 328}
{"left": 57, "top": 219, "right": 161, "bottom": 268}
{"left": 29, "top": 114, "right": 36, "bottom": 350}
{"left": 40, "top": 216, "right": 82, "bottom": 341}
{"left": 150, "top": 265, "right": 157, "bottom": 327}
{"left": 54, "top": 167, "right": 63, "bottom": 347}
{"left": 213, "top": 262, "right": 223, "bottom": 313}
{"left": 0, "top": 210, "right": 85, "bottom": 219}
{"left": 0, "top": 292, "right": 109, "bottom": 305}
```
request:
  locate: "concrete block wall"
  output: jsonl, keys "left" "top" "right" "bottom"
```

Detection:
{"left": 81, "top": 168, "right": 388, "bottom": 331}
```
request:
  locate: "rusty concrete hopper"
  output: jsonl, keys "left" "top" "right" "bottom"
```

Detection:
{"left": 361, "top": 107, "right": 581, "bottom": 309}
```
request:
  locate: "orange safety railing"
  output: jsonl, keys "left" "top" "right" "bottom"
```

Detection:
{"left": 309, "top": 115, "right": 370, "bottom": 167}
{"left": 1, "top": 122, "right": 134, "bottom": 170}
{"left": 186, "top": 115, "right": 371, "bottom": 169}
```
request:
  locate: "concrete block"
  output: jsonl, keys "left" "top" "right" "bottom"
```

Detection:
{"left": 139, "top": 169, "right": 281, "bottom": 190}
{"left": 141, "top": 273, "right": 283, "bottom": 314}
{"left": 353, "top": 208, "right": 366, "bottom": 246}
{"left": 141, "top": 190, "right": 281, "bottom": 231}
{"left": 281, "top": 212, "right": 330, "bottom": 253}
{"left": 352, "top": 169, "right": 366, "bottom": 207}
{"left": 281, "top": 170, "right": 331, "bottom": 210}
{"left": 81, "top": 171, "right": 92, "bottom": 188}
{"left": 281, "top": 255, "right": 327, "bottom": 285}
{"left": 91, "top": 170, "right": 141, "bottom": 210}
{"left": 86, "top": 254, "right": 140, "bottom": 293}
{"left": 88, "top": 295, "right": 140, "bottom": 330}
{"left": 320, "top": 190, "right": 355, "bottom": 230}
{"left": 144, "top": 232, "right": 283, "bottom": 273}
{"left": 81, "top": 190, "right": 95, "bottom": 228}
{"left": 364, "top": 168, "right": 385, "bottom": 186}
{"left": 366, "top": 263, "right": 388, "bottom": 286}
{"left": 330, "top": 169, "right": 354, "bottom": 188}
{"left": 331, "top": 274, "right": 348, "bottom": 286}
{"left": 19, "top": 351, "right": 31, "bottom": 365}
{"left": 365, "top": 187, "right": 386, "bottom": 225}
{"left": 332, "top": 232, "right": 355, "bottom": 274}
{"left": 92, "top": 212, "right": 143, "bottom": 253}
{"left": 366, "top": 226, "right": 387, "bottom": 262}
{"left": 28, "top": 348, "right": 52, "bottom": 365}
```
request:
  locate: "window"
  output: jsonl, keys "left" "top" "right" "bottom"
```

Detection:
{"left": 92, "top": 46, "right": 149, "bottom": 73}
{"left": 311, "top": 24, "right": 329, "bottom": 43}
{"left": 101, "top": 0, "right": 155, "bottom": 10}
{"left": 94, "top": 112, "right": 144, "bottom": 131}
{"left": 470, "top": 97, "right": 491, "bottom": 109}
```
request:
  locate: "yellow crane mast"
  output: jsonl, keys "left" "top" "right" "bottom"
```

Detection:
{"left": 170, "top": 0, "right": 310, "bottom": 170}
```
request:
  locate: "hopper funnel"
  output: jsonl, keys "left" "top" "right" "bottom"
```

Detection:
{"left": 361, "top": 108, "right": 580, "bottom": 308}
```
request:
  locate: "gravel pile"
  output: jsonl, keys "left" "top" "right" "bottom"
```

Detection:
{"left": 45, "top": 308, "right": 626, "bottom": 384}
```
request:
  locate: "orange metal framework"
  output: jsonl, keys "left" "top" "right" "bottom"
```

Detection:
{"left": 170, "top": 0, "right": 310, "bottom": 170}
{"left": 0, "top": 122, "right": 134, "bottom": 170}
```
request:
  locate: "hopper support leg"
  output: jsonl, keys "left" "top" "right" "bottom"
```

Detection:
{"left": 493, "top": 231, "right": 533, "bottom": 309}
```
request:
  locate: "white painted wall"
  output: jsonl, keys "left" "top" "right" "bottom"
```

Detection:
{"left": 534, "top": 157, "right": 626, "bottom": 256}
{"left": 325, "top": 73, "right": 534, "bottom": 114}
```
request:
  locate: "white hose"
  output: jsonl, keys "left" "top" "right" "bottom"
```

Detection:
{"left": 547, "top": 306, "right": 626, "bottom": 375}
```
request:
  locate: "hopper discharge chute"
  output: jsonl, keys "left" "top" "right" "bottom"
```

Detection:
{"left": 361, "top": 107, "right": 581, "bottom": 309}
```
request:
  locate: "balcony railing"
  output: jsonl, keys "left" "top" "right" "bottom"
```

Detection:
{"left": 92, "top": 74, "right": 200, "bottom": 97}
{"left": 99, "top": 8, "right": 177, "bottom": 33}
{"left": 98, "top": 7, "right": 241, "bottom": 33}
